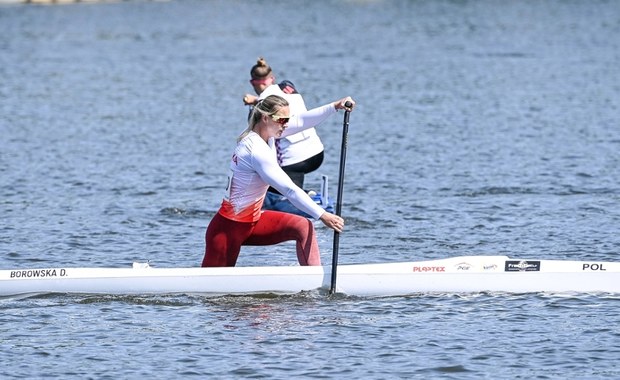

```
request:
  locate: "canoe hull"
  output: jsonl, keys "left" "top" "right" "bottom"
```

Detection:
{"left": 2, "top": 256, "right": 619, "bottom": 297}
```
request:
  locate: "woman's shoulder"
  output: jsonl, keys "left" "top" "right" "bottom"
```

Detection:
{"left": 238, "top": 132, "right": 271, "bottom": 153}
{"left": 259, "top": 84, "right": 285, "bottom": 99}
{"left": 259, "top": 80, "right": 301, "bottom": 99}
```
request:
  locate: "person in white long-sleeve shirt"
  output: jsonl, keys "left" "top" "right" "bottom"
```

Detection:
{"left": 202, "top": 95, "right": 355, "bottom": 267}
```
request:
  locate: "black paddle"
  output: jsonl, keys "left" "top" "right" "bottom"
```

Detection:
{"left": 330, "top": 101, "right": 353, "bottom": 295}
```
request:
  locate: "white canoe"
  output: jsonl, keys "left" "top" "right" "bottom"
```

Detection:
{"left": 1, "top": 255, "right": 619, "bottom": 297}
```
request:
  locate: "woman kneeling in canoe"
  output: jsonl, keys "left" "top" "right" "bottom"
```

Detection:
{"left": 202, "top": 94, "right": 355, "bottom": 267}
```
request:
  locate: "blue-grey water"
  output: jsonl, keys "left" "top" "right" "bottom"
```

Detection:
{"left": 2, "top": 0, "right": 620, "bottom": 378}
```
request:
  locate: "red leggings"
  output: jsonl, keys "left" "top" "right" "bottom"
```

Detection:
{"left": 201, "top": 211, "right": 321, "bottom": 267}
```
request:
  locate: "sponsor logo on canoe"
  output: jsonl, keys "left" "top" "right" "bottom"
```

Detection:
{"left": 504, "top": 260, "right": 541, "bottom": 272}
{"left": 583, "top": 263, "right": 607, "bottom": 271}
{"left": 413, "top": 266, "right": 446, "bottom": 273}
{"left": 10, "top": 269, "right": 67, "bottom": 279}
{"left": 455, "top": 262, "right": 472, "bottom": 271}
{"left": 483, "top": 264, "right": 498, "bottom": 271}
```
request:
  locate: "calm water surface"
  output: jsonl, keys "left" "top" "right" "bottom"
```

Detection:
{"left": 1, "top": 0, "right": 620, "bottom": 378}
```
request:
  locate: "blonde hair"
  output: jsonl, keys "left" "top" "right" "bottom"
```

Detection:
{"left": 238, "top": 95, "right": 289, "bottom": 142}
{"left": 250, "top": 57, "right": 273, "bottom": 80}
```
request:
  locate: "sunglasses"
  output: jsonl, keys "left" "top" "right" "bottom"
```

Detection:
{"left": 271, "top": 114, "right": 290, "bottom": 125}
{"left": 250, "top": 77, "right": 273, "bottom": 85}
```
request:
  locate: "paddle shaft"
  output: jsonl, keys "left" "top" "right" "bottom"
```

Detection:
{"left": 330, "top": 101, "right": 352, "bottom": 295}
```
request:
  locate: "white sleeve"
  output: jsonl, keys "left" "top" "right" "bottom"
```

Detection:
{"left": 252, "top": 145, "right": 324, "bottom": 219}
{"left": 281, "top": 103, "right": 337, "bottom": 137}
